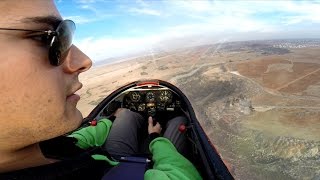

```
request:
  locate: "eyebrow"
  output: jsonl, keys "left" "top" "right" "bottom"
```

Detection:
{"left": 21, "top": 15, "right": 62, "bottom": 29}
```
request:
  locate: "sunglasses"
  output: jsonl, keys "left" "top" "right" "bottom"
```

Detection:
{"left": 0, "top": 20, "right": 75, "bottom": 66}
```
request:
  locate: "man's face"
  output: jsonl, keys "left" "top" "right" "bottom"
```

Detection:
{"left": 0, "top": 0, "right": 92, "bottom": 150}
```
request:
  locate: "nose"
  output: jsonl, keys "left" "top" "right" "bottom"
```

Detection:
{"left": 62, "top": 45, "right": 92, "bottom": 74}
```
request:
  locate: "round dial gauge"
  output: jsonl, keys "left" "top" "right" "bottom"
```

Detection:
{"left": 130, "top": 92, "right": 141, "bottom": 102}
{"left": 138, "top": 103, "right": 146, "bottom": 111}
{"left": 128, "top": 103, "right": 136, "bottom": 111}
{"left": 145, "top": 92, "right": 155, "bottom": 102}
{"left": 159, "top": 90, "right": 172, "bottom": 103}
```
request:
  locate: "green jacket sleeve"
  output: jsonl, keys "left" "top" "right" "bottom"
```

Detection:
{"left": 68, "top": 119, "right": 112, "bottom": 149}
{"left": 144, "top": 137, "right": 202, "bottom": 180}
{"left": 68, "top": 118, "right": 119, "bottom": 166}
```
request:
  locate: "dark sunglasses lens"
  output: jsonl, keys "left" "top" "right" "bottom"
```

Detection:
{"left": 49, "top": 20, "right": 75, "bottom": 66}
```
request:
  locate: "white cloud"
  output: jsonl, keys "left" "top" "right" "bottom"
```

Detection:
{"left": 168, "top": 0, "right": 320, "bottom": 25}
{"left": 79, "top": 4, "right": 100, "bottom": 15}
{"left": 127, "top": 0, "right": 162, "bottom": 16}
{"left": 136, "top": 0, "right": 149, "bottom": 8}
{"left": 77, "top": 0, "right": 99, "bottom": 4}
{"left": 62, "top": 2, "right": 114, "bottom": 24}
{"left": 74, "top": 16, "right": 279, "bottom": 62}
{"left": 75, "top": 35, "right": 162, "bottom": 62}
{"left": 129, "top": 7, "right": 161, "bottom": 16}
{"left": 166, "top": 17, "right": 277, "bottom": 34}
{"left": 64, "top": 15, "right": 94, "bottom": 24}
{"left": 282, "top": 10, "right": 320, "bottom": 25}
{"left": 74, "top": 0, "right": 320, "bottom": 62}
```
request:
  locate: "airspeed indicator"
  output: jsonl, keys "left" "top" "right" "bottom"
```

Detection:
{"left": 130, "top": 92, "right": 141, "bottom": 102}
{"left": 159, "top": 90, "right": 172, "bottom": 103}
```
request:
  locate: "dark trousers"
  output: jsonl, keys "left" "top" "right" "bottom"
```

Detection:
{"left": 103, "top": 109, "right": 187, "bottom": 156}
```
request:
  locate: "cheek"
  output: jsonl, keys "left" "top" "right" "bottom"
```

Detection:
{"left": 25, "top": 73, "right": 65, "bottom": 122}
{"left": 0, "top": 40, "right": 83, "bottom": 148}
{"left": 1, "top": 49, "right": 64, "bottom": 114}
{"left": 0, "top": 47, "right": 70, "bottom": 145}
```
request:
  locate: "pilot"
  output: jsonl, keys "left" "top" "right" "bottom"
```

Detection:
{"left": 103, "top": 108, "right": 189, "bottom": 158}
{"left": 0, "top": 0, "right": 201, "bottom": 179}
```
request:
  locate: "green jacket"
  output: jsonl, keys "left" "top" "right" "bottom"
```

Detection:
{"left": 68, "top": 119, "right": 202, "bottom": 180}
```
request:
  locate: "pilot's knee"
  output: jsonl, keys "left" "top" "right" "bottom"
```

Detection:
{"left": 167, "top": 116, "right": 187, "bottom": 128}
{"left": 115, "top": 108, "right": 143, "bottom": 121}
{"left": 114, "top": 108, "right": 128, "bottom": 117}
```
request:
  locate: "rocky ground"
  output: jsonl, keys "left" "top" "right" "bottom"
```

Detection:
{"left": 175, "top": 66, "right": 320, "bottom": 180}
{"left": 78, "top": 41, "right": 320, "bottom": 180}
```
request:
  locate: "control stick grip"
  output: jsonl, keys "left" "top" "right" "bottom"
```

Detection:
{"left": 147, "top": 107, "right": 156, "bottom": 117}
{"left": 153, "top": 117, "right": 157, "bottom": 126}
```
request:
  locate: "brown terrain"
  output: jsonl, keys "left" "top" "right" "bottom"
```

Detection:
{"left": 77, "top": 40, "right": 320, "bottom": 180}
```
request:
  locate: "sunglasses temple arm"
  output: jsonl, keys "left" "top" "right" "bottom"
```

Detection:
{"left": 0, "top": 28, "right": 57, "bottom": 36}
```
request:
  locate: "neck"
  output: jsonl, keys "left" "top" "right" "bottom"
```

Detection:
{"left": 0, "top": 143, "right": 56, "bottom": 173}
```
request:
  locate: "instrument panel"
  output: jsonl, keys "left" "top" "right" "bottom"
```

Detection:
{"left": 123, "top": 90, "right": 181, "bottom": 115}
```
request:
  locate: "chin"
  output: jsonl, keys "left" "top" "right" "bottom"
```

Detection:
{"left": 73, "top": 109, "right": 84, "bottom": 126}
{"left": 65, "top": 109, "right": 84, "bottom": 132}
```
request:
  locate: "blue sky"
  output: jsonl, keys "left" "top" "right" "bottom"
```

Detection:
{"left": 55, "top": 0, "right": 320, "bottom": 63}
